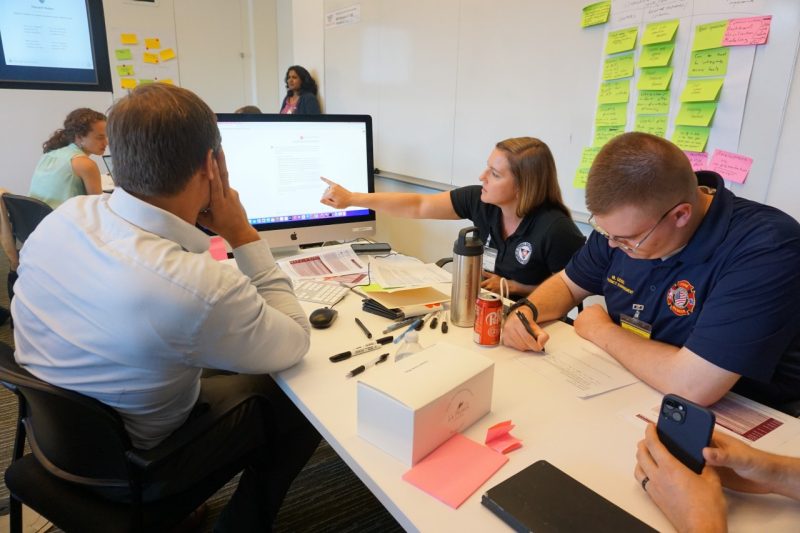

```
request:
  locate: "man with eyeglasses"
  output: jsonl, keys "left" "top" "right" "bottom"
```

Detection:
{"left": 503, "top": 132, "right": 800, "bottom": 413}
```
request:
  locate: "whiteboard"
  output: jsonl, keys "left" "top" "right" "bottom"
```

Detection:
{"left": 322, "top": 0, "right": 800, "bottom": 215}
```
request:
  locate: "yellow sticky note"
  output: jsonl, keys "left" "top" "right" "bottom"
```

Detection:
{"left": 634, "top": 115, "right": 668, "bottom": 137}
{"left": 675, "top": 102, "right": 718, "bottom": 127}
{"left": 602, "top": 53, "right": 635, "bottom": 81}
{"left": 161, "top": 79, "right": 175, "bottom": 85}
{"left": 593, "top": 125, "right": 625, "bottom": 147}
{"left": 605, "top": 27, "right": 638, "bottom": 55}
{"left": 144, "top": 38, "right": 161, "bottom": 50}
{"left": 580, "top": 147, "right": 602, "bottom": 168}
{"left": 681, "top": 78, "right": 724, "bottom": 102}
{"left": 637, "top": 67, "right": 673, "bottom": 91}
{"left": 598, "top": 79, "right": 630, "bottom": 104}
{"left": 116, "top": 65, "right": 135, "bottom": 77}
{"left": 595, "top": 103, "right": 628, "bottom": 127}
{"left": 639, "top": 43, "right": 674, "bottom": 68}
{"left": 573, "top": 167, "right": 590, "bottom": 189}
{"left": 143, "top": 52, "right": 159, "bottom": 64}
{"left": 688, "top": 48, "right": 729, "bottom": 77}
{"left": 642, "top": 19, "right": 679, "bottom": 45}
{"left": 582, "top": 1, "right": 610, "bottom": 28}
{"left": 121, "top": 33, "right": 138, "bottom": 45}
{"left": 159, "top": 48, "right": 176, "bottom": 62}
{"left": 636, "top": 90, "right": 671, "bottom": 115}
{"left": 693, "top": 20, "right": 729, "bottom": 51}
{"left": 672, "top": 126, "right": 710, "bottom": 152}
{"left": 121, "top": 78, "right": 137, "bottom": 90}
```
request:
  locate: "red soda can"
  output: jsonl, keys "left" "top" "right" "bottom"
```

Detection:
{"left": 473, "top": 293, "right": 502, "bottom": 345}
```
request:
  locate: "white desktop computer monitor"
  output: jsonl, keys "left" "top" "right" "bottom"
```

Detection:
{"left": 215, "top": 113, "right": 376, "bottom": 249}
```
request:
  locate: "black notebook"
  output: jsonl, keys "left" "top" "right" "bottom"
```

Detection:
{"left": 481, "top": 460, "right": 656, "bottom": 533}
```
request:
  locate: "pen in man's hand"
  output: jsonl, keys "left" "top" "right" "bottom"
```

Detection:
{"left": 354, "top": 317, "right": 372, "bottom": 339}
{"left": 516, "top": 310, "right": 541, "bottom": 346}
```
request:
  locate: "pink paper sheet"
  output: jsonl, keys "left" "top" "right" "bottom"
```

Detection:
{"left": 722, "top": 16, "right": 772, "bottom": 46}
{"left": 209, "top": 236, "right": 228, "bottom": 261}
{"left": 485, "top": 420, "right": 522, "bottom": 454}
{"left": 708, "top": 149, "right": 753, "bottom": 184}
{"left": 684, "top": 151, "right": 708, "bottom": 172}
{"left": 402, "top": 434, "right": 508, "bottom": 509}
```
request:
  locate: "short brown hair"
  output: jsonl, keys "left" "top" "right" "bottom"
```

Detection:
{"left": 586, "top": 132, "right": 697, "bottom": 216}
{"left": 107, "top": 83, "right": 221, "bottom": 197}
{"left": 496, "top": 137, "right": 570, "bottom": 218}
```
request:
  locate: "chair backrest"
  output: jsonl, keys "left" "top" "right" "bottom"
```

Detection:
{"left": 1, "top": 193, "right": 53, "bottom": 245}
{"left": 0, "top": 343, "right": 134, "bottom": 487}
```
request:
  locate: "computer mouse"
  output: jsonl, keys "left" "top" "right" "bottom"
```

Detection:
{"left": 309, "top": 307, "right": 338, "bottom": 329}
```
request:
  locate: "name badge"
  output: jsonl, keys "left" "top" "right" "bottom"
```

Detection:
{"left": 483, "top": 246, "right": 498, "bottom": 272}
{"left": 620, "top": 313, "right": 652, "bottom": 339}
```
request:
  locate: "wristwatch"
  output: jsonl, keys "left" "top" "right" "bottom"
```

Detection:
{"left": 505, "top": 298, "right": 538, "bottom": 322}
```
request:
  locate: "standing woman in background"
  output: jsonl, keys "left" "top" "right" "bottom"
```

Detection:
{"left": 321, "top": 137, "right": 586, "bottom": 297}
{"left": 280, "top": 65, "right": 321, "bottom": 115}
{"left": 29, "top": 108, "right": 107, "bottom": 209}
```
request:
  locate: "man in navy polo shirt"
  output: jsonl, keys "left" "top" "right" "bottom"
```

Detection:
{"left": 503, "top": 132, "right": 800, "bottom": 413}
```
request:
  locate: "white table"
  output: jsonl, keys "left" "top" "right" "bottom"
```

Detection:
{"left": 274, "top": 286, "right": 800, "bottom": 532}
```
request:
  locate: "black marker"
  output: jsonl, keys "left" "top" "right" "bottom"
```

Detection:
{"left": 346, "top": 353, "right": 389, "bottom": 378}
{"left": 354, "top": 317, "right": 372, "bottom": 339}
{"left": 329, "top": 336, "right": 393, "bottom": 362}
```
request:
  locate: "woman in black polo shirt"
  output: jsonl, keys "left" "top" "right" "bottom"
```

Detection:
{"left": 320, "top": 137, "right": 585, "bottom": 297}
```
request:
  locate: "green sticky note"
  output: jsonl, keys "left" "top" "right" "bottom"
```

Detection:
{"left": 672, "top": 126, "right": 710, "bottom": 152}
{"left": 116, "top": 65, "right": 134, "bottom": 77}
{"left": 580, "top": 146, "right": 601, "bottom": 168}
{"left": 642, "top": 19, "right": 679, "bottom": 45}
{"left": 602, "top": 52, "right": 635, "bottom": 81}
{"left": 681, "top": 78, "right": 724, "bottom": 102}
{"left": 605, "top": 27, "right": 638, "bottom": 55}
{"left": 598, "top": 79, "right": 630, "bottom": 104}
{"left": 634, "top": 115, "right": 668, "bottom": 137}
{"left": 676, "top": 102, "right": 717, "bottom": 127}
{"left": 693, "top": 20, "right": 729, "bottom": 51}
{"left": 593, "top": 125, "right": 625, "bottom": 147}
{"left": 574, "top": 167, "right": 590, "bottom": 189}
{"left": 138, "top": 79, "right": 155, "bottom": 85}
{"left": 637, "top": 67, "right": 673, "bottom": 91}
{"left": 636, "top": 90, "right": 671, "bottom": 114}
{"left": 582, "top": 1, "right": 610, "bottom": 28}
{"left": 595, "top": 103, "right": 628, "bottom": 127}
{"left": 115, "top": 48, "right": 133, "bottom": 61}
{"left": 639, "top": 43, "right": 674, "bottom": 68}
{"left": 688, "top": 47, "right": 730, "bottom": 77}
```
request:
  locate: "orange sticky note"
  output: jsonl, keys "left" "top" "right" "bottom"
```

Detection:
{"left": 143, "top": 52, "right": 159, "bottom": 64}
{"left": 402, "top": 434, "right": 508, "bottom": 509}
{"left": 121, "top": 33, "right": 138, "bottom": 45}
{"left": 485, "top": 420, "right": 522, "bottom": 454}
{"left": 120, "top": 78, "right": 137, "bottom": 90}
{"left": 159, "top": 48, "right": 176, "bottom": 61}
{"left": 144, "top": 38, "right": 161, "bottom": 50}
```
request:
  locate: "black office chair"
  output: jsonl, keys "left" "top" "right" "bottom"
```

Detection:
{"left": 0, "top": 342, "right": 246, "bottom": 533}
{"left": 1, "top": 193, "right": 53, "bottom": 303}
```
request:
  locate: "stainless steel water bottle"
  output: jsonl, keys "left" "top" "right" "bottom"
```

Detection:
{"left": 450, "top": 227, "right": 483, "bottom": 327}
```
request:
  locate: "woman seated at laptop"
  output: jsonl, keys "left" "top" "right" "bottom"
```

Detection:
{"left": 29, "top": 108, "right": 108, "bottom": 209}
{"left": 320, "top": 137, "right": 585, "bottom": 297}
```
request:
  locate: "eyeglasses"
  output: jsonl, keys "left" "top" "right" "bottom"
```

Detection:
{"left": 588, "top": 202, "right": 682, "bottom": 254}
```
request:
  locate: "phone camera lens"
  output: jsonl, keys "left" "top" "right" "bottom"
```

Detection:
{"left": 671, "top": 411, "right": 683, "bottom": 422}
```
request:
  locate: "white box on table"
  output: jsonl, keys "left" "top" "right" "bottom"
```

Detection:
{"left": 357, "top": 342, "right": 494, "bottom": 466}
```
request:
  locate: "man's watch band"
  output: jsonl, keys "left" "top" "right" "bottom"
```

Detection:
{"left": 506, "top": 298, "right": 538, "bottom": 322}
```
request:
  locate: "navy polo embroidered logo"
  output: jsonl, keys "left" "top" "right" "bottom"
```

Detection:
{"left": 515, "top": 242, "right": 533, "bottom": 265}
{"left": 667, "top": 280, "right": 696, "bottom": 316}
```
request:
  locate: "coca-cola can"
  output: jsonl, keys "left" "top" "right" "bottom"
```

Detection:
{"left": 473, "top": 293, "right": 502, "bottom": 346}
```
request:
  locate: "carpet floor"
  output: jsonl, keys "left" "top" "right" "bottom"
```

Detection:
{"left": 0, "top": 251, "right": 404, "bottom": 532}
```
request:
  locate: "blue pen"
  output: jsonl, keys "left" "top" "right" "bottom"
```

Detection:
{"left": 393, "top": 317, "right": 422, "bottom": 344}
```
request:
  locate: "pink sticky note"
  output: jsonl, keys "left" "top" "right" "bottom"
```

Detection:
{"left": 722, "top": 16, "right": 772, "bottom": 46}
{"left": 684, "top": 151, "right": 709, "bottom": 172}
{"left": 708, "top": 149, "right": 753, "bottom": 184}
{"left": 485, "top": 420, "right": 522, "bottom": 454}
{"left": 208, "top": 236, "right": 228, "bottom": 260}
{"left": 402, "top": 433, "right": 508, "bottom": 509}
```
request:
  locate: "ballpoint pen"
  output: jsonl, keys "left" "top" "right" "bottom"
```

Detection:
{"left": 329, "top": 336, "right": 393, "bottom": 362}
{"left": 346, "top": 352, "right": 390, "bottom": 378}
{"left": 393, "top": 318, "right": 422, "bottom": 344}
{"left": 382, "top": 316, "right": 418, "bottom": 334}
{"left": 516, "top": 311, "right": 543, "bottom": 350}
{"left": 354, "top": 317, "right": 372, "bottom": 339}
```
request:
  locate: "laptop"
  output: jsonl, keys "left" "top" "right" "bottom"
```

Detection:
{"left": 101, "top": 155, "right": 115, "bottom": 191}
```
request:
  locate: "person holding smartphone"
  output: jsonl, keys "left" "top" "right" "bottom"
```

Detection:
{"left": 320, "top": 137, "right": 586, "bottom": 298}
{"left": 635, "top": 423, "right": 800, "bottom": 532}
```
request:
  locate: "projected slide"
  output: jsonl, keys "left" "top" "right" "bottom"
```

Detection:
{"left": 0, "top": 0, "right": 93, "bottom": 70}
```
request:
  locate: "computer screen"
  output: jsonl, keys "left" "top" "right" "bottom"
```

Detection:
{"left": 216, "top": 113, "right": 376, "bottom": 249}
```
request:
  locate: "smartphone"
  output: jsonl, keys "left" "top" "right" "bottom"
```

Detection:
{"left": 656, "top": 393, "right": 716, "bottom": 474}
{"left": 351, "top": 242, "right": 391, "bottom": 254}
